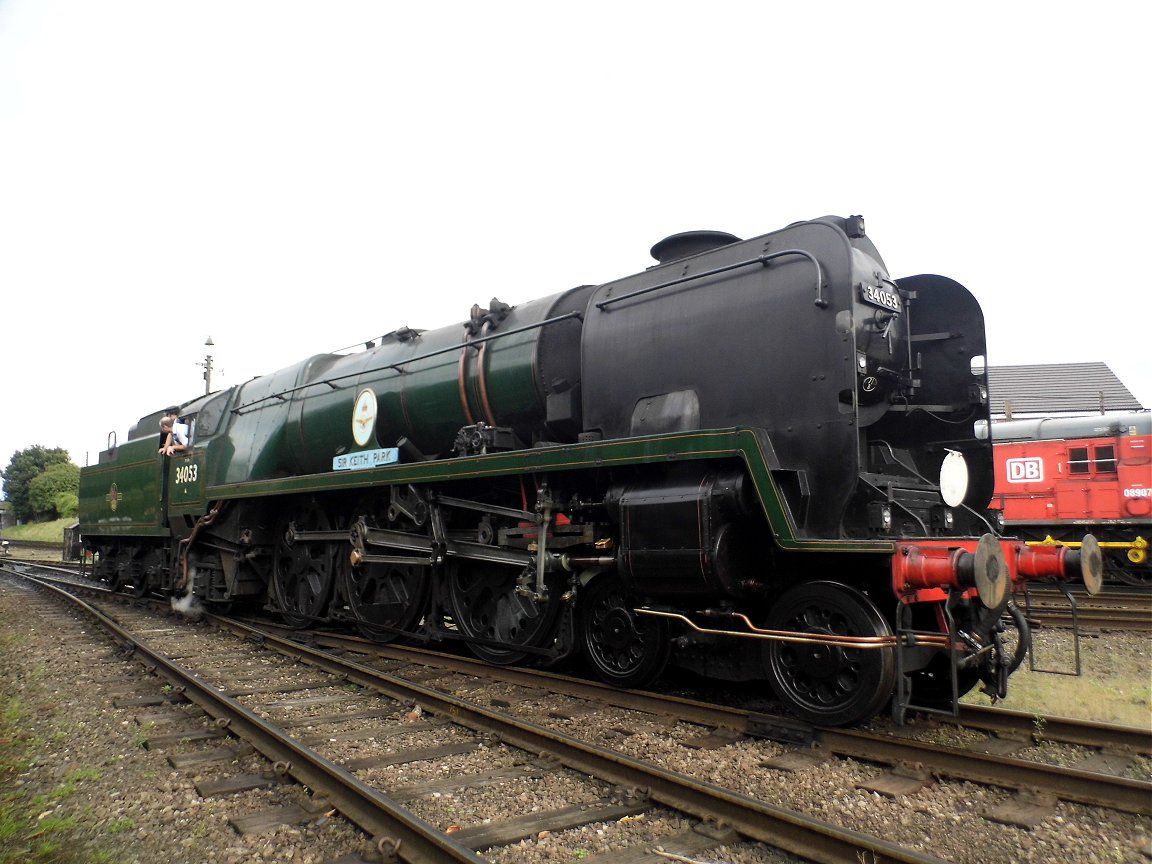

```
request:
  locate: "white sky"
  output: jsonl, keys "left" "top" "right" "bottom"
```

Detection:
{"left": 1, "top": 1, "right": 1148, "bottom": 474}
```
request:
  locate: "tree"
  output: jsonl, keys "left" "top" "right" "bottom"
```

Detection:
{"left": 2, "top": 446, "right": 73, "bottom": 522}
{"left": 29, "top": 462, "right": 81, "bottom": 520}
{"left": 54, "top": 492, "right": 79, "bottom": 520}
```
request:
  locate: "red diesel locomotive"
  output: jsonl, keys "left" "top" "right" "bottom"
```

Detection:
{"left": 986, "top": 412, "right": 1151, "bottom": 586}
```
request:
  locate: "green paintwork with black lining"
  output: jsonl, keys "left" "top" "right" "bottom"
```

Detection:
{"left": 208, "top": 285, "right": 593, "bottom": 481}
{"left": 190, "top": 426, "right": 892, "bottom": 554}
{"left": 78, "top": 434, "right": 169, "bottom": 538}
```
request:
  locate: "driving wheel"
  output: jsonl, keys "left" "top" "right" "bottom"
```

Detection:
{"left": 579, "top": 576, "right": 669, "bottom": 687}
{"left": 445, "top": 560, "right": 564, "bottom": 665}
{"left": 340, "top": 519, "right": 431, "bottom": 641}
{"left": 272, "top": 505, "right": 336, "bottom": 629}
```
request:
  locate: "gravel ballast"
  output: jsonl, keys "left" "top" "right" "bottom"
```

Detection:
{"left": 1, "top": 579, "right": 1149, "bottom": 864}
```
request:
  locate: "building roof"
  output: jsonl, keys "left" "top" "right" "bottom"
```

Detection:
{"left": 987, "top": 362, "right": 1144, "bottom": 419}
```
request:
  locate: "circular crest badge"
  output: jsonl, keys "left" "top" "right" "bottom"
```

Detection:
{"left": 352, "top": 388, "right": 378, "bottom": 447}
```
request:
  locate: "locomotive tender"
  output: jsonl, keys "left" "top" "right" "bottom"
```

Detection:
{"left": 78, "top": 215, "right": 1102, "bottom": 726}
{"left": 983, "top": 412, "right": 1150, "bottom": 586}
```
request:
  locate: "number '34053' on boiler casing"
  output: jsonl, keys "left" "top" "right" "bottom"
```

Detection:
{"left": 78, "top": 214, "right": 1101, "bottom": 726}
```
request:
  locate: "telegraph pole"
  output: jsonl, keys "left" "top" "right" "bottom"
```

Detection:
{"left": 201, "top": 337, "right": 214, "bottom": 395}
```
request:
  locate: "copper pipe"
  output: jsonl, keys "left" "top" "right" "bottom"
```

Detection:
{"left": 634, "top": 608, "right": 950, "bottom": 649}
{"left": 476, "top": 321, "right": 497, "bottom": 426}
{"left": 176, "top": 501, "right": 224, "bottom": 591}
{"left": 726, "top": 611, "right": 948, "bottom": 647}
{"left": 456, "top": 328, "right": 475, "bottom": 426}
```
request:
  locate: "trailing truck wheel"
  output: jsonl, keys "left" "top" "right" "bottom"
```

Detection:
{"left": 445, "top": 560, "right": 564, "bottom": 665}
{"left": 579, "top": 576, "right": 669, "bottom": 688}
{"left": 762, "top": 581, "right": 896, "bottom": 726}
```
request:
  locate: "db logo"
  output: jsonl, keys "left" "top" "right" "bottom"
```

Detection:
{"left": 1006, "top": 457, "right": 1043, "bottom": 483}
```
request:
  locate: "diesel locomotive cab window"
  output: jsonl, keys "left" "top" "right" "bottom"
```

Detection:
{"left": 1094, "top": 445, "right": 1117, "bottom": 474}
{"left": 1068, "top": 445, "right": 1117, "bottom": 476}
{"left": 1068, "top": 447, "right": 1090, "bottom": 475}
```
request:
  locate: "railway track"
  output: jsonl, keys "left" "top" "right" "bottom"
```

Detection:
{"left": 1020, "top": 586, "right": 1152, "bottom": 631}
{"left": 4, "top": 561, "right": 1150, "bottom": 864}
{"left": 10, "top": 560, "right": 1152, "bottom": 761}
{"left": 231, "top": 620, "right": 1151, "bottom": 816}
{"left": 1, "top": 566, "right": 941, "bottom": 864}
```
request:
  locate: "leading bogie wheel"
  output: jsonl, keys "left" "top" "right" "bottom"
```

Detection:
{"left": 579, "top": 575, "right": 669, "bottom": 688}
{"left": 762, "top": 581, "right": 896, "bottom": 726}
{"left": 905, "top": 654, "right": 982, "bottom": 709}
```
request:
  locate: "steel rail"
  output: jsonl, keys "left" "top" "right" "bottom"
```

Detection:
{"left": 814, "top": 729, "right": 1151, "bottom": 815}
{"left": 956, "top": 704, "right": 1152, "bottom": 754}
{"left": 252, "top": 621, "right": 1152, "bottom": 813}
{"left": 326, "top": 623, "right": 1150, "bottom": 813}
{"left": 10, "top": 573, "right": 950, "bottom": 863}
{"left": 1026, "top": 610, "right": 1151, "bottom": 631}
{"left": 23, "top": 572, "right": 1149, "bottom": 839}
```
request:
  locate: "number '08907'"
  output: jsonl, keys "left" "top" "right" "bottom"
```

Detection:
{"left": 175, "top": 463, "right": 198, "bottom": 484}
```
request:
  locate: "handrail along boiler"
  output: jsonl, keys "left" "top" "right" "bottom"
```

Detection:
{"left": 78, "top": 215, "right": 1101, "bottom": 726}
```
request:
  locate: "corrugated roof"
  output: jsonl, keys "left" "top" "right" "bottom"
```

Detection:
{"left": 987, "top": 362, "right": 1144, "bottom": 418}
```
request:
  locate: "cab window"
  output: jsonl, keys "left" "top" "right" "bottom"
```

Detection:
{"left": 1094, "top": 445, "right": 1117, "bottom": 473}
{"left": 1068, "top": 447, "right": 1089, "bottom": 475}
{"left": 195, "top": 391, "right": 230, "bottom": 437}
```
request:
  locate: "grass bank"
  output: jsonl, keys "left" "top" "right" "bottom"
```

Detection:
{"left": 963, "top": 630, "right": 1151, "bottom": 728}
{"left": 0, "top": 518, "right": 72, "bottom": 543}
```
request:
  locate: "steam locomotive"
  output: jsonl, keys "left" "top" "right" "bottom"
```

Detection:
{"left": 984, "top": 412, "right": 1150, "bottom": 586}
{"left": 77, "top": 215, "right": 1101, "bottom": 726}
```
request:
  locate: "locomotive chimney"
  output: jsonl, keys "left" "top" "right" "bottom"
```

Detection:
{"left": 650, "top": 230, "right": 741, "bottom": 264}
